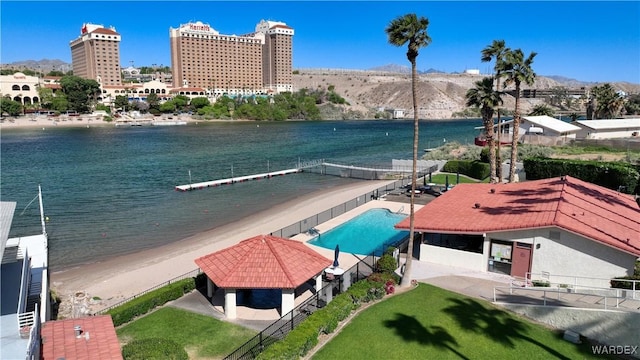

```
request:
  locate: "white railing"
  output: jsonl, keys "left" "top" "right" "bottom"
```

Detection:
{"left": 493, "top": 285, "right": 625, "bottom": 310}
{"left": 17, "top": 248, "right": 31, "bottom": 315}
{"left": 525, "top": 271, "right": 639, "bottom": 300}
{"left": 25, "top": 304, "right": 41, "bottom": 360}
{"left": 18, "top": 310, "right": 35, "bottom": 332}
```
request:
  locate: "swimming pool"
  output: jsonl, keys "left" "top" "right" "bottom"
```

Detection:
{"left": 307, "top": 208, "right": 409, "bottom": 256}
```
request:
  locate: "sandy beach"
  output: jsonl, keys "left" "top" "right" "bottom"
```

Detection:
{"left": 51, "top": 178, "right": 400, "bottom": 316}
{"left": 0, "top": 114, "right": 117, "bottom": 129}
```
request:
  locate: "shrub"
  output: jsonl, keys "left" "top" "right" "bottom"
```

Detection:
{"left": 122, "top": 338, "right": 188, "bottom": 360}
{"left": 376, "top": 254, "right": 397, "bottom": 274}
{"left": 523, "top": 157, "right": 639, "bottom": 194}
{"left": 442, "top": 160, "right": 490, "bottom": 180}
{"left": 531, "top": 280, "right": 550, "bottom": 287}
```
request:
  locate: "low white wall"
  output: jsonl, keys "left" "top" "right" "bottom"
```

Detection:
{"left": 501, "top": 304, "right": 640, "bottom": 356}
{"left": 419, "top": 244, "right": 485, "bottom": 272}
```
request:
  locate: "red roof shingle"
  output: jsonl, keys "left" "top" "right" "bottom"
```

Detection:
{"left": 395, "top": 176, "right": 640, "bottom": 256}
{"left": 195, "top": 235, "right": 331, "bottom": 289}
{"left": 41, "top": 315, "right": 123, "bottom": 360}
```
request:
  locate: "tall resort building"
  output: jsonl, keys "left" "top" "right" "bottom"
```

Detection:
{"left": 169, "top": 20, "right": 293, "bottom": 95}
{"left": 69, "top": 23, "right": 122, "bottom": 86}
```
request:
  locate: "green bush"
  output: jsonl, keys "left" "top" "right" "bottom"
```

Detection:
{"left": 523, "top": 157, "right": 639, "bottom": 194}
{"left": 122, "top": 338, "right": 188, "bottom": 360}
{"left": 442, "top": 160, "right": 490, "bottom": 180}
{"left": 107, "top": 277, "right": 196, "bottom": 326}
{"left": 376, "top": 254, "right": 397, "bottom": 274}
{"left": 531, "top": 280, "right": 550, "bottom": 287}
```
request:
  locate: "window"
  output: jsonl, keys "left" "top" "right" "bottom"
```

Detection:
{"left": 423, "top": 233, "right": 483, "bottom": 253}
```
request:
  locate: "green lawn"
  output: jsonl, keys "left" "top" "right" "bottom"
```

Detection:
{"left": 116, "top": 307, "right": 257, "bottom": 359}
{"left": 426, "top": 173, "right": 488, "bottom": 185}
{"left": 312, "top": 284, "right": 603, "bottom": 360}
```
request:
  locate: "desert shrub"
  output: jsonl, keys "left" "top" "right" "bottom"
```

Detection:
{"left": 122, "top": 338, "right": 188, "bottom": 360}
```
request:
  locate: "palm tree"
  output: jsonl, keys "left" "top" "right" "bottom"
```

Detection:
{"left": 501, "top": 49, "right": 537, "bottom": 183}
{"left": 385, "top": 13, "right": 431, "bottom": 288}
{"left": 481, "top": 40, "right": 509, "bottom": 182}
{"left": 466, "top": 77, "right": 503, "bottom": 182}
{"left": 528, "top": 104, "right": 554, "bottom": 117}
{"left": 592, "top": 83, "right": 625, "bottom": 118}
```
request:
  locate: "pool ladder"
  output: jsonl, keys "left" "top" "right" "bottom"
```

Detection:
{"left": 396, "top": 206, "right": 404, "bottom": 214}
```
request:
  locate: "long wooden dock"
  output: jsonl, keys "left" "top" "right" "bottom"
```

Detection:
{"left": 175, "top": 168, "right": 302, "bottom": 191}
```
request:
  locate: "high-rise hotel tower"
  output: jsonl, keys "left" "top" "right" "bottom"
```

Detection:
{"left": 169, "top": 20, "right": 293, "bottom": 94}
{"left": 69, "top": 23, "right": 122, "bottom": 86}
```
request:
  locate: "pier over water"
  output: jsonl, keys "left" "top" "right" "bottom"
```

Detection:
{"left": 175, "top": 159, "right": 439, "bottom": 191}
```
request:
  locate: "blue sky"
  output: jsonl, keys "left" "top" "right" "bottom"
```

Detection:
{"left": 1, "top": 1, "right": 638, "bottom": 83}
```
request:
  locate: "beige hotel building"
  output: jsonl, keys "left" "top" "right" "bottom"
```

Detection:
{"left": 69, "top": 23, "right": 122, "bottom": 87}
{"left": 170, "top": 19, "right": 294, "bottom": 95}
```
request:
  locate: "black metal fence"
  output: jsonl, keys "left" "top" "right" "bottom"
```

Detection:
{"left": 223, "top": 254, "right": 379, "bottom": 360}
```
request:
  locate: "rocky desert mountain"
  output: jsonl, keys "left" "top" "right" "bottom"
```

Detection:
{"left": 292, "top": 68, "right": 640, "bottom": 119}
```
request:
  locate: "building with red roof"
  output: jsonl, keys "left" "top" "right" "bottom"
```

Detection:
{"left": 195, "top": 235, "right": 331, "bottom": 318}
{"left": 40, "top": 315, "right": 122, "bottom": 360}
{"left": 395, "top": 176, "right": 639, "bottom": 287}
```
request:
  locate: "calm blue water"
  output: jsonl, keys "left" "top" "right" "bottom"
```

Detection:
{"left": 307, "top": 208, "right": 409, "bottom": 256}
{"left": 1, "top": 119, "right": 478, "bottom": 270}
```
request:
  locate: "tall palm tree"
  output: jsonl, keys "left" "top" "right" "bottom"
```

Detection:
{"left": 501, "top": 49, "right": 537, "bottom": 183}
{"left": 481, "top": 40, "right": 509, "bottom": 182}
{"left": 385, "top": 13, "right": 431, "bottom": 288}
{"left": 466, "top": 77, "right": 503, "bottom": 182}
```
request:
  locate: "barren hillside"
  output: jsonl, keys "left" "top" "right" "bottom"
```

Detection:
{"left": 292, "top": 69, "right": 640, "bottom": 119}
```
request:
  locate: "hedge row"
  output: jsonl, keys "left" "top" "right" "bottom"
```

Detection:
{"left": 442, "top": 160, "right": 490, "bottom": 180}
{"left": 523, "top": 157, "right": 639, "bottom": 194}
{"left": 107, "top": 277, "right": 197, "bottom": 327}
{"left": 257, "top": 273, "right": 398, "bottom": 360}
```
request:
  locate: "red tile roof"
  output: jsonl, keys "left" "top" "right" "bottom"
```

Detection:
{"left": 195, "top": 235, "right": 332, "bottom": 289}
{"left": 92, "top": 28, "right": 120, "bottom": 36}
{"left": 395, "top": 176, "right": 640, "bottom": 256}
{"left": 41, "top": 315, "right": 123, "bottom": 360}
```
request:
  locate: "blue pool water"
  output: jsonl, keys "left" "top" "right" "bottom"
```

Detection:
{"left": 308, "top": 208, "right": 409, "bottom": 256}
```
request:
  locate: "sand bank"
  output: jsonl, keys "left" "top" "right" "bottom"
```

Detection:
{"left": 51, "top": 179, "right": 399, "bottom": 315}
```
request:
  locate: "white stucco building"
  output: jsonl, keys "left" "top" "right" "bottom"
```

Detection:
{"left": 395, "top": 176, "right": 639, "bottom": 289}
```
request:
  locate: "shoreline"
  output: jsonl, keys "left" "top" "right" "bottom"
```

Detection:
{"left": 51, "top": 179, "right": 397, "bottom": 315}
{"left": 0, "top": 114, "right": 471, "bottom": 131}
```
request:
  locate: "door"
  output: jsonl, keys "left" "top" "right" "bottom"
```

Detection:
{"left": 510, "top": 242, "right": 532, "bottom": 279}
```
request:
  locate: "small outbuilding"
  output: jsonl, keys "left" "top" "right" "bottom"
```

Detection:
{"left": 195, "top": 235, "right": 332, "bottom": 319}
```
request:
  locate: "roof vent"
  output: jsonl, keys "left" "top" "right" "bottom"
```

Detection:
{"left": 490, "top": 188, "right": 496, "bottom": 194}
{"left": 474, "top": 203, "right": 481, "bottom": 209}
{"left": 560, "top": 175, "right": 566, "bottom": 181}
{"left": 74, "top": 325, "right": 82, "bottom": 338}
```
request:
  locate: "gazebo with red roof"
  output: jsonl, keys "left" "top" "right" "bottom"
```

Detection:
{"left": 395, "top": 176, "right": 640, "bottom": 287}
{"left": 195, "top": 235, "right": 331, "bottom": 318}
